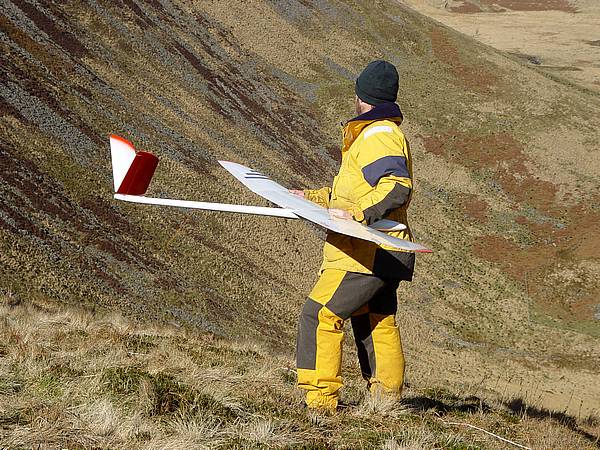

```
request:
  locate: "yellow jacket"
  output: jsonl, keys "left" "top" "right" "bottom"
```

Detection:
{"left": 305, "top": 103, "right": 415, "bottom": 280}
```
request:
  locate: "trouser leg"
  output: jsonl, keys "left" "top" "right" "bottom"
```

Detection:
{"left": 351, "top": 279, "right": 405, "bottom": 396}
{"left": 296, "top": 269, "right": 385, "bottom": 409}
{"left": 351, "top": 304, "right": 376, "bottom": 381}
{"left": 296, "top": 269, "right": 345, "bottom": 409}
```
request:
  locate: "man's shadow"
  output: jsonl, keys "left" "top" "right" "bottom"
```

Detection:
{"left": 402, "top": 391, "right": 599, "bottom": 446}
{"left": 505, "top": 397, "right": 599, "bottom": 445}
{"left": 402, "top": 390, "right": 493, "bottom": 415}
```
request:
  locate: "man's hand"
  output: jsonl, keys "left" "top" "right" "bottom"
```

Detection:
{"left": 289, "top": 189, "right": 305, "bottom": 198}
{"left": 328, "top": 209, "right": 352, "bottom": 220}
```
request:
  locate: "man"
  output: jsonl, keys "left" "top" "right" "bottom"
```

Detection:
{"left": 293, "top": 60, "right": 415, "bottom": 411}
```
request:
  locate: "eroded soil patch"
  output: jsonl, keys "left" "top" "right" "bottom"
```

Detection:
{"left": 430, "top": 27, "right": 499, "bottom": 94}
{"left": 425, "top": 131, "right": 600, "bottom": 326}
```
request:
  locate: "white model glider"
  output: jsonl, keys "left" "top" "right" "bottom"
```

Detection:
{"left": 109, "top": 135, "right": 432, "bottom": 253}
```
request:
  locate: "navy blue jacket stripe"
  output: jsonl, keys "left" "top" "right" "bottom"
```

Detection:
{"left": 361, "top": 155, "right": 410, "bottom": 187}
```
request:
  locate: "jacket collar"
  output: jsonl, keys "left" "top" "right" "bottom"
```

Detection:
{"left": 348, "top": 102, "right": 403, "bottom": 124}
{"left": 342, "top": 102, "right": 403, "bottom": 153}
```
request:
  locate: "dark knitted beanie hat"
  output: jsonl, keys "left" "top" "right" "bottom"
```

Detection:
{"left": 355, "top": 60, "right": 399, "bottom": 105}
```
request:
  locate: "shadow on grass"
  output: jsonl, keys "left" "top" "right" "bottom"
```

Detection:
{"left": 402, "top": 388, "right": 493, "bottom": 416}
{"left": 506, "top": 397, "right": 599, "bottom": 446}
{"left": 403, "top": 391, "right": 599, "bottom": 446}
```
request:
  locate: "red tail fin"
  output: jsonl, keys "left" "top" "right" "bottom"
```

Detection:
{"left": 110, "top": 135, "right": 159, "bottom": 195}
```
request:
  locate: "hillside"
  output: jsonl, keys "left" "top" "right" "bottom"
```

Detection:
{"left": 1, "top": 0, "right": 599, "bottom": 441}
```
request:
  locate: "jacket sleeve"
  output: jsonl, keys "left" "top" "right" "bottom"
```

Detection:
{"left": 303, "top": 187, "right": 331, "bottom": 208}
{"left": 350, "top": 131, "right": 412, "bottom": 225}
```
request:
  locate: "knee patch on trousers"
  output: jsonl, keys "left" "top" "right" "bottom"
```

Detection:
{"left": 297, "top": 299, "right": 322, "bottom": 370}
{"left": 297, "top": 299, "right": 344, "bottom": 370}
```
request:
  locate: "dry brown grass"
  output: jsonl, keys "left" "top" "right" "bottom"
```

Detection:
{"left": 1, "top": 293, "right": 598, "bottom": 449}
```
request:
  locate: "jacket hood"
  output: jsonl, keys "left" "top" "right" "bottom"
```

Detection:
{"left": 348, "top": 102, "right": 403, "bottom": 124}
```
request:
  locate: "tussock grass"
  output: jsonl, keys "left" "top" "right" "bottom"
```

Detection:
{"left": 1, "top": 294, "right": 598, "bottom": 449}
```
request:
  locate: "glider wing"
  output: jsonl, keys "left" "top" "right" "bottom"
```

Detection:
{"left": 218, "top": 161, "right": 432, "bottom": 253}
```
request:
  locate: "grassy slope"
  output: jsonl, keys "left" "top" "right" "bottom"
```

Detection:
{"left": 1, "top": 296, "right": 598, "bottom": 449}
{"left": 1, "top": 0, "right": 599, "bottom": 437}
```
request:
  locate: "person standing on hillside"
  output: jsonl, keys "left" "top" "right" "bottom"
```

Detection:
{"left": 292, "top": 60, "right": 415, "bottom": 411}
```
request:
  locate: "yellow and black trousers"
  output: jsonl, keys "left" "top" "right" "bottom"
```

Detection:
{"left": 296, "top": 269, "right": 405, "bottom": 409}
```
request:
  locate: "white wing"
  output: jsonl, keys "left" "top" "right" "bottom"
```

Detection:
{"left": 219, "top": 161, "right": 432, "bottom": 253}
